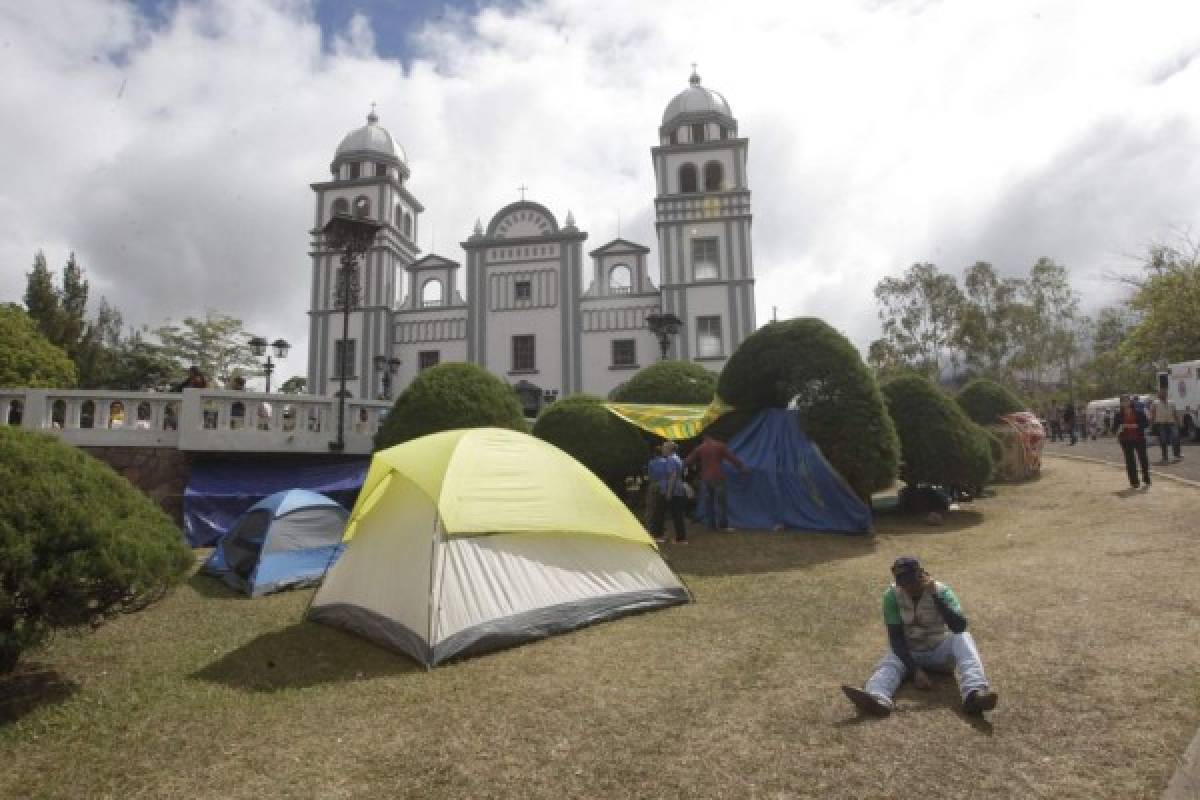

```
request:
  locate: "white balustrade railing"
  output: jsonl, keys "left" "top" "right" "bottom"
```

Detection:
{"left": 0, "top": 388, "right": 392, "bottom": 454}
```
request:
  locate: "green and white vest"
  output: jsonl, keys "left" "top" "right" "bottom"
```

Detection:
{"left": 892, "top": 581, "right": 949, "bottom": 652}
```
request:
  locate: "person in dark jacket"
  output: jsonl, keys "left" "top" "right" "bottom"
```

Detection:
{"left": 1115, "top": 394, "right": 1151, "bottom": 489}
{"left": 841, "top": 556, "right": 998, "bottom": 717}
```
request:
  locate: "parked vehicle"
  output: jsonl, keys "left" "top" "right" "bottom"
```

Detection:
{"left": 1159, "top": 360, "right": 1200, "bottom": 441}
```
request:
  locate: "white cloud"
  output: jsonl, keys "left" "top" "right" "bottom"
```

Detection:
{"left": 2, "top": 0, "right": 1199, "bottom": 384}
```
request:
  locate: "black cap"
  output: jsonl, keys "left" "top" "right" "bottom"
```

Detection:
{"left": 891, "top": 556, "right": 922, "bottom": 585}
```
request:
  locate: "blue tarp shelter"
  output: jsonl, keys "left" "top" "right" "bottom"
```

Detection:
{"left": 694, "top": 409, "right": 871, "bottom": 534}
{"left": 202, "top": 489, "right": 348, "bottom": 596}
{"left": 184, "top": 458, "right": 367, "bottom": 546}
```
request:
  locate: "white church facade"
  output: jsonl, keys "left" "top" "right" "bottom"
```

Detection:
{"left": 306, "top": 69, "right": 757, "bottom": 414}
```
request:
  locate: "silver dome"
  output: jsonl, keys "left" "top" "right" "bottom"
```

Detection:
{"left": 335, "top": 110, "right": 406, "bottom": 164}
{"left": 661, "top": 69, "right": 733, "bottom": 126}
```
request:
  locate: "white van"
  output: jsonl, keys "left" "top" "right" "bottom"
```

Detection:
{"left": 1085, "top": 398, "right": 1121, "bottom": 435}
{"left": 1161, "top": 360, "right": 1200, "bottom": 441}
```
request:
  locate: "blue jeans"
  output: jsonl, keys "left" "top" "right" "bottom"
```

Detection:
{"left": 1157, "top": 424, "right": 1181, "bottom": 460}
{"left": 703, "top": 479, "right": 729, "bottom": 528}
{"left": 864, "top": 632, "right": 989, "bottom": 704}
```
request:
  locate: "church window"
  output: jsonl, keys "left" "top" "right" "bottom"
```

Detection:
{"left": 349, "top": 162, "right": 360, "bottom": 180}
{"left": 136, "top": 402, "right": 152, "bottom": 428}
{"left": 669, "top": 130, "right": 678, "bottom": 145}
{"left": 108, "top": 401, "right": 125, "bottom": 429}
{"left": 80, "top": 400, "right": 95, "bottom": 429}
{"left": 514, "top": 280, "right": 532, "bottom": 302}
{"left": 697, "top": 316, "right": 723, "bottom": 358}
{"left": 353, "top": 195, "right": 370, "bottom": 219}
{"left": 230, "top": 401, "right": 246, "bottom": 430}
{"left": 51, "top": 399, "right": 66, "bottom": 428}
{"left": 690, "top": 123, "right": 705, "bottom": 143}
{"left": 418, "top": 350, "right": 440, "bottom": 371}
{"left": 376, "top": 162, "right": 388, "bottom": 177}
{"left": 334, "top": 339, "right": 357, "bottom": 379}
{"left": 704, "top": 161, "right": 724, "bottom": 192}
{"left": 611, "top": 339, "right": 636, "bottom": 368}
{"left": 692, "top": 238, "right": 719, "bottom": 281}
{"left": 7, "top": 399, "right": 23, "bottom": 425}
{"left": 608, "top": 264, "right": 632, "bottom": 294}
{"left": 403, "top": 212, "right": 413, "bottom": 239}
{"left": 679, "top": 163, "right": 698, "bottom": 193}
{"left": 421, "top": 278, "right": 444, "bottom": 307}
{"left": 512, "top": 335, "right": 536, "bottom": 372}
{"left": 332, "top": 197, "right": 350, "bottom": 217}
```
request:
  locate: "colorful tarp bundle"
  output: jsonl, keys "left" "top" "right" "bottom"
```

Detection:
{"left": 603, "top": 400, "right": 727, "bottom": 441}
{"left": 990, "top": 411, "right": 1045, "bottom": 481}
{"left": 308, "top": 427, "right": 690, "bottom": 667}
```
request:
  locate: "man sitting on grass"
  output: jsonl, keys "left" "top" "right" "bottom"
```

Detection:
{"left": 841, "top": 556, "right": 999, "bottom": 717}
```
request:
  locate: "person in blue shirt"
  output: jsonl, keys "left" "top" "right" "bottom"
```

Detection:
{"left": 649, "top": 440, "right": 689, "bottom": 544}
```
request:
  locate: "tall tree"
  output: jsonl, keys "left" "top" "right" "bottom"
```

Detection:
{"left": 953, "top": 262, "right": 1023, "bottom": 378}
{"left": 1123, "top": 237, "right": 1200, "bottom": 367}
{"left": 155, "top": 312, "right": 258, "bottom": 387}
{"left": 1080, "top": 307, "right": 1143, "bottom": 398}
{"left": 58, "top": 253, "right": 89, "bottom": 360}
{"left": 279, "top": 376, "right": 307, "bottom": 394}
{"left": 23, "top": 250, "right": 60, "bottom": 344}
{"left": 873, "top": 262, "right": 964, "bottom": 380}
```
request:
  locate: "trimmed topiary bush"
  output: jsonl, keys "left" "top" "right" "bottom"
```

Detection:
{"left": 0, "top": 427, "right": 192, "bottom": 673}
{"left": 0, "top": 303, "right": 77, "bottom": 388}
{"left": 609, "top": 360, "right": 718, "bottom": 405}
{"left": 532, "top": 394, "right": 647, "bottom": 490}
{"left": 716, "top": 318, "right": 900, "bottom": 499}
{"left": 374, "top": 362, "right": 527, "bottom": 450}
{"left": 881, "top": 374, "right": 995, "bottom": 492}
{"left": 956, "top": 378, "right": 1027, "bottom": 426}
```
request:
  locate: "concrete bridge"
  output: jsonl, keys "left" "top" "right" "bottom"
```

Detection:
{"left": 1, "top": 388, "right": 390, "bottom": 524}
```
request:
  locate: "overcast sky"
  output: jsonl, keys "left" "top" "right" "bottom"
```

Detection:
{"left": 2, "top": 0, "right": 1199, "bottom": 386}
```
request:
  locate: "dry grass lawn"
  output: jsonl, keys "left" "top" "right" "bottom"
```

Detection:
{"left": 2, "top": 455, "right": 1198, "bottom": 799}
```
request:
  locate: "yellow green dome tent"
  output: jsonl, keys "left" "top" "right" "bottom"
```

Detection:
{"left": 309, "top": 427, "right": 690, "bottom": 666}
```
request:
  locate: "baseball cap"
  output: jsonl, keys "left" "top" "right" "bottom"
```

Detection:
{"left": 891, "top": 556, "right": 922, "bottom": 585}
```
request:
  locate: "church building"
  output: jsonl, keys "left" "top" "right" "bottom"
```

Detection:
{"left": 306, "top": 69, "right": 756, "bottom": 414}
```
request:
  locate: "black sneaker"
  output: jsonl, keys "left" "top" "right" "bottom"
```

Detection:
{"left": 963, "top": 689, "right": 998, "bottom": 715}
{"left": 841, "top": 685, "right": 892, "bottom": 717}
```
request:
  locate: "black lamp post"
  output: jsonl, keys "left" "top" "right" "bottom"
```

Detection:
{"left": 373, "top": 355, "right": 403, "bottom": 400}
{"left": 248, "top": 336, "right": 290, "bottom": 393}
{"left": 645, "top": 311, "right": 683, "bottom": 360}
{"left": 322, "top": 212, "right": 382, "bottom": 451}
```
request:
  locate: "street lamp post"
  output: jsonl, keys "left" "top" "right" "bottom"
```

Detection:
{"left": 645, "top": 311, "right": 683, "bottom": 361}
{"left": 248, "top": 336, "right": 290, "bottom": 393}
{"left": 322, "top": 212, "right": 382, "bottom": 452}
{"left": 373, "top": 355, "right": 403, "bottom": 400}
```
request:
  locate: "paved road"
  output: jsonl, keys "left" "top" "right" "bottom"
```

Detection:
{"left": 1043, "top": 433, "right": 1200, "bottom": 483}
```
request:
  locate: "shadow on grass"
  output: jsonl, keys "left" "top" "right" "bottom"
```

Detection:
{"left": 0, "top": 663, "right": 79, "bottom": 726}
{"left": 192, "top": 622, "right": 419, "bottom": 692}
{"left": 187, "top": 572, "right": 243, "bottom": 599}
{"left": 871, "top": 509, "right": 986, "bottom": 537}
{"left": 662, "top": 526, "right": 878, "bottom": 577}
{"left": 1112, "top": 487, "right": 1144, "bottom": 498}
{"left": 836, "top": 678, "right": 994, "bottom": 735}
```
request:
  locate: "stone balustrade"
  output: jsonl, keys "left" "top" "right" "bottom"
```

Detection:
{"left": 0, "top": 388, "right": 392, "bottom": 454}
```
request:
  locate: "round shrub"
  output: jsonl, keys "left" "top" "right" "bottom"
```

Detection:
{"left": 0, "top": 303, "right": 77, "bottom": 388}
{"left": 956, "top": 378, "right": 1027, "bottom": 426}
{"left": 716, "top": 318, "right": 900, "bottom": 499}
{"left": 609, "top": 360, "right": 718, "bottom": 405}
{"left": 0, "top": 427, "right": 192, "bottom": 673}
{"left": 532, "top": 394, "right": 647, "bottom": 487}
{"left": 881, "top": 374, "right": 995, "bottom": 491}
{"left": 374, "top": 362, "right": 527, "bottom": 450}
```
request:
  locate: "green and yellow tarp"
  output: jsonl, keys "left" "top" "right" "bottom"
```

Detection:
{"left": 603, "top": 399, "right": 730, "bottom": 440}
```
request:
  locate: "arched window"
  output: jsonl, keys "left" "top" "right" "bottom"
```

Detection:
{"left": 421, "top": 278, "right": 444, "bottom": 308}
{"left": 230, "top": 401, "right": 246, "bottom": 430}
{"left": 51, "top": 399, "right": 66, "bottom": 429}
{"left": 403, "top": 212, "right": 413, "bottom": 239}
{"left": 679, "top": 163, "right": 698, "bottom": 193}
{"left": 609, "top": 264, "right": 632, "bottom": 295}
{"left": 353, "top": 195, "right": 370, "bottom": 219}
{"left": 394, "top": 204, "right": 404, "bottom": 227}
{"left": 80, "top": 400, "right": 95, "bottom": 429}
{"left": 349, "top": 162, "right": 360, "bottom": 180}
{"left": 704, "top": 161, "right": 724, "bottom": 192}
{"left": 282, "top": 404, "right": 297, "bottom": 432}
{"left": 136, "top": 402, "right": 152, "bottom": 430}
{"left": 332, "top": 197, "right": 349, "bottom": 217}
{"left": 108, "top": 401, "right": 125, "bottom": 429}
{"left": 6, "top": 399, "right": 22, "bottom": 426}
{"left": 163, "top": 403, "right": 178, "bottom": 431}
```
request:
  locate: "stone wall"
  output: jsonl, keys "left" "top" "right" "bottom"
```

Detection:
{"left": 83, "top": 446, "right": 190, "bottom": 525}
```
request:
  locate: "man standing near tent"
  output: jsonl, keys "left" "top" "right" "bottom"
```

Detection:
{"left": 651, "top": 441, "right": 689, "bottom": 544}
{"left": 841, "top": 556, "right": 999, "bottom": 717}
{"left": 685, "top": 434, "right": 748, "bottom": 531}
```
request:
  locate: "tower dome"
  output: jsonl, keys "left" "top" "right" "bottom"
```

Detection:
{"left": 334, "top": 109, "right": 407, "bottom": 165}
{"left": 661, "top": 67, "right": 733, "bottom": 126}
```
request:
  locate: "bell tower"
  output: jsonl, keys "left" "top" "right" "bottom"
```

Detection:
{"left": 651, "top": 68, "right": 755, "bottom": 370}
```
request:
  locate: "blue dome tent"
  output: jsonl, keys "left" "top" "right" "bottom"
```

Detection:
{"left": 203, "top": 489, "right": 349, "bottom": 597}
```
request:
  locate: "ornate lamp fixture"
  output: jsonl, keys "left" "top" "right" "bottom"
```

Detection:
{"left": 373, "top": 355, "right": 403, "bottom": 400}
{"left": 247, "top": 336, "right": 290, "bottom": 393}
{"left": 645, "top": 311, "right": 683, "bottom": 361}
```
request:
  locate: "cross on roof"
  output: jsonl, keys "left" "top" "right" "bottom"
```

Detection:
{"left": 518, "top": 183, "right": 529, "bottom": 201}
{"left": 370, "top": 101, "right": 377, "bottom": 113}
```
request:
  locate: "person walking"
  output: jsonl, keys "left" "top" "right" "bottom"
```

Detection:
{"left": 1062, "top": 403, "right": 1077, "bottom": 445}
{"left": 644, "top": 445, "right": 667, "bottom": 532}
{"left": 840, "top": 556, "right": 999, "bottom": 717}
{"left": 685, "top": 434, "right": 748, "bottom": 531}
{"left": 1150, "top": 388, "right": 1183, "bottom": 464}
{"left": 1116, "top": 394, "right": 1151, "bottom": 489}
{"left": 650, "top": 441, "right": 689, "bottom": 544}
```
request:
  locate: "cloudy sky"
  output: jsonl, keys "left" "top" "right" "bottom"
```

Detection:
{"left": 2, "top": 0, "right": 1199, "bottom": 385}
